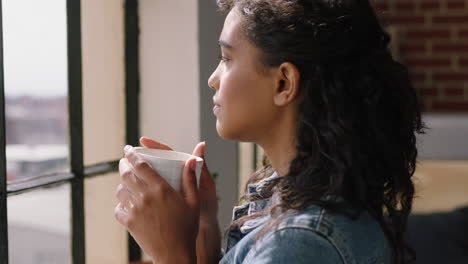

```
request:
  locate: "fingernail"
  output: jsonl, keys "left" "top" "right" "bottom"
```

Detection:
{"left": 201, "top": 141, "right": 206, "bottom": 154}
{"left": 124, "top": 145, "right": 132, "bottom": 154}
{"left": 190, "top": 158, "right": 197, "bottom": 171}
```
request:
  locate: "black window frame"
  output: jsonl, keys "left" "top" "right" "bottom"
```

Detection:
{"left": 0, "top": 0, "right": 141, "bottom": 263}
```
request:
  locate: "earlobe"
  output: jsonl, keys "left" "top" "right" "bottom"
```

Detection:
{"left": 274, "top": 80, "right": 290, "bottom": 105}
{"left": 274, "top": 94, "right": 287, "bottom": 106}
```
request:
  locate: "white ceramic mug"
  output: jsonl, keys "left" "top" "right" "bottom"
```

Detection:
{"left": 133, "top": 147, "right": 204, "bottom": 192}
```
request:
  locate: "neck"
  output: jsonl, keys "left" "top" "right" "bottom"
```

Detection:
{"left": 257, "top": 108, "right": 298, "bottom": 177}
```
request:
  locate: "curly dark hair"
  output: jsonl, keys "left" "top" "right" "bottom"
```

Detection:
{"left": 218, "top": 0, "right": 425, "bottom": 263}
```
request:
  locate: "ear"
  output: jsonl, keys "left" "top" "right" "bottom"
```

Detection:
{"left": 273, "top": 62, "right": 300, "bottom": 107}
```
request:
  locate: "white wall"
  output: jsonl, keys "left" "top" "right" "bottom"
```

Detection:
{"left": 139, "top": 0, "right": 200, "bottom": 154}
{"left": 139, "top": 1, "right": 200, "bottom": 260}
{"left": 81, "top": 0, "right": 128, "bottom": 263}
{"left": 82, "top": 0, "right": 126, "bottom": 166}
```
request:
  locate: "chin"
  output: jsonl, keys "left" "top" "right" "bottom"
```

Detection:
{"left": 216, "top": 121, "right": 252, "bottom": 142}
{"left": 216, "top": 121, "right": 237, "bottom": 140}
{"left": 216, "top": 121, "right": 230, "bottom": 140}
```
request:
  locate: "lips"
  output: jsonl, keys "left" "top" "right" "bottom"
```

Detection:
{"left": 213, "top": 96, "right": 221, "bottom": 114}
{"left": 213, "top": 104, "right": 221, "bottom": 115}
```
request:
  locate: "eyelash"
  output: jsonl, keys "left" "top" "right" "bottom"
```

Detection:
{"left": 218, "top": 54, "right": 230, "bottom": 63}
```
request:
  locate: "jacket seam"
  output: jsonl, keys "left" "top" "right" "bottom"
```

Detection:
{"left": 241, "top": 224, "right": 346, "bottom": 264}
{"left": 276, "top": 226, "right": 348, "bottom": 264}
{"left": 316, "top": 209, "right": 351, "bottom": 264}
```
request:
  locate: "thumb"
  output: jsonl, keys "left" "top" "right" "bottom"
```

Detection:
{"left": 192, "top": 141, "right": 206, "bottom": 158}
{"left": 192, "top": 141, "right": 217, "bottom": 215}
{"left": 193, "top": 142, "right": 216, "bottom": 202}
{"left": 181, "top": 158, "right": 200, "bottom": 212}
{"left": 198, "top": 164, "right": 218, "bottom": 217}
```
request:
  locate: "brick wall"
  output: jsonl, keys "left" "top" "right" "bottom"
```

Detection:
{"left": 373, "top": 0, "right": 468, "bottom": 112}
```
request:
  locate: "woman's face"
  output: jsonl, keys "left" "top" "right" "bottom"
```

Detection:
{"left": 208, "top": 8, "right": 279, "bottom": 142}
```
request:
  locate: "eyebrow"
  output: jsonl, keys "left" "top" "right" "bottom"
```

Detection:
{"left": 218, "top": 40, "right": 234, "bottom": 49}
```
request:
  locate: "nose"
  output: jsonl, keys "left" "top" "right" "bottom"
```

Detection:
{"left": 208, "top": 65, "right": 220, "bottom": 91}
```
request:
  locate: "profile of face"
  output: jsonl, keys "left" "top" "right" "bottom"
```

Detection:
{"left": 208, "top": 8, "right": 299, "bottom": 143}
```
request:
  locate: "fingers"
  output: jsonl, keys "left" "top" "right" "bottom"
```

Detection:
{"left": 199, "top": 163, "right": 215, "bottom": 192}
{"left": 114, "top": 203, "right": 132, "bottom": 228}
{"left": 192, "top": 141, "right": 206, "bottom": 158}
{"left": 119, "top": 158, "right": 147, "bottom": 193}
{"left": 116, "top": 183, "right": 135, "bottom": 210}
{"left": 124, "top": 146, "right": 167, "bottom": 187}
{"left": 192, "top": 141, "right": 214, "bottom": 193}
{"left": 181, "top": 158, "right": 200, "bottom": 212}
{"left": 140, "top": 136, "right": 173, "bottom": 150}
{"left": 198, "top": 163, "right": 218, "bottom": 216}
{"left": 192, "top": 141, "right": 213, "bottom": 189}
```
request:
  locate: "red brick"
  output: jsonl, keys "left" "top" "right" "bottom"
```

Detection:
{"left": 405, "top": 58, "right": 451, "bottom": 67}
{"left": 374, "top": 1, "right": 389, "bottom": 11}
{"left": 420, "top": 1, "right": 439, "bottom": 10}
{"left": 386, "top": 15, "right": 425, "bottom": 25}
{"left": 460, "top": 58, "right": 468, "bottom": 67}
{"left": 444, "top": 87, "right": 465, "bottom": 96}
{"left": 433, "top": 72, "right": 468, "bottom": 82}
{"left": 432, "top": 101, "right": 468, "bottom": 111}
{"left": 433, "top": 15, "right": 468, "bottom": 24}
{"left": 399, "top": 43, "right": 426, "bottom": 54}
{"left": 410, "top": 72, "right": 426, "bottom": 81}
{"left": 419, "top": 100, "right": 430, "bottom": 111}
{"left": 433, "top": 43, "right": 468, "bottom": 53}
{"left": 418, "top": 87, "right": 439, "bottom": 97}
{"left": 460, "top": 30, "right": 468, "bottom": 39}
{"left": 447, "top": 1, "right": 466, "bottom": 9}
{"left": 395, "top": 2, "right": 416, "bottom": 11}
{"left": 407, "top": 30, "right": 451, "bottom": 40}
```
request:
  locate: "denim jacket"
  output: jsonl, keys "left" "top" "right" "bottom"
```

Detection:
{"left": 219, "top": 172, "right": 392, "bottom": 264}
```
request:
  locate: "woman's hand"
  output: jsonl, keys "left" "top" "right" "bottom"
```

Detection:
{"left": 140, "top": 137, "right": 222, "bottom": 263}
{"left": 114, "top": 144, "right": 199, "bottom": 264}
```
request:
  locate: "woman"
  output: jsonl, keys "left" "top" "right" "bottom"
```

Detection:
{"left": 115, "top": 0, "right": 424, "bottom": 263}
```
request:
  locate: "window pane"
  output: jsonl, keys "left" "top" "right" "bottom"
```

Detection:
{"left": 8, "top": 184, "right": 71, "bottom": 264}
{"left": 3, "top": 0, "right": 69, "bottom": 183}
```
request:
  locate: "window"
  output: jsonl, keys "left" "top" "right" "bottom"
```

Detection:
{"left": 0, "top": 0, "right": 141, "bottom": 263}
{"left": 4, "top": 0, "right": 69, "bottom": 185}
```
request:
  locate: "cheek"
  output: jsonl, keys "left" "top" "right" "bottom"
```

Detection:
{"left": 217, "top": 72, "right": 272, "bottom": 140}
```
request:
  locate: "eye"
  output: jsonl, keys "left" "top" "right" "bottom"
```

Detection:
{"left": 218, "top": 54, "right": 230, "bottom": 63}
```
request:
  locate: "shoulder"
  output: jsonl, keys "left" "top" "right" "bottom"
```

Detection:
{"left": 243, "top": 223, "right": 343, "bottom": 263}
{"left": 271, "top": 205, "right": 393, "bottom": 264}
{"left": 220, "top": 205, "right": 392, "bottom": 264}
{"left": 279, "top": 206, "right": 391, "bottom": 263}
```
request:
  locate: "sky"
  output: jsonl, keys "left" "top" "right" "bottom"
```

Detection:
{"left": 3, "top": 0, "right": 68, "bottom": 97}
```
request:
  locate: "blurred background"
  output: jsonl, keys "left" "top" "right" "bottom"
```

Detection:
{"left": 1, "top": 0, "right": 467, "bottom": 263}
